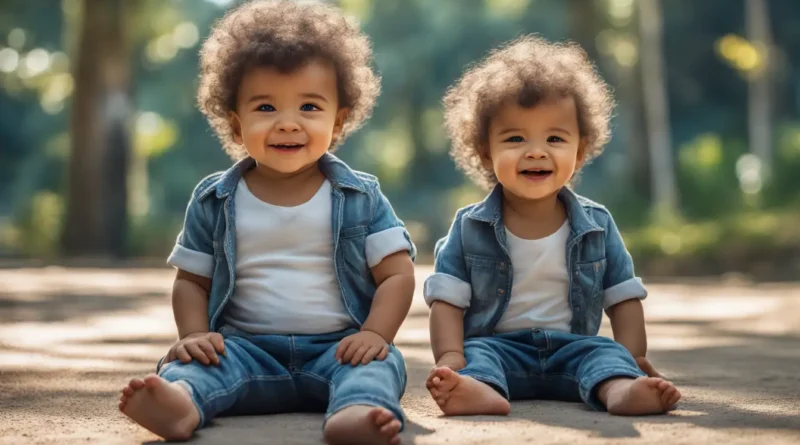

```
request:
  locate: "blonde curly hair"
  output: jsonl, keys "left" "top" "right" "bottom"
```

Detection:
{"left": 197, "top": 0, "right": 380, "bottom": 159}
{"left": 444, "top": 35, "right": 615, "bottom": 189}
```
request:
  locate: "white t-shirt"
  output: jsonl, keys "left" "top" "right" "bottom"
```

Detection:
{"left": 495, "top": 222, "right": 573, "bottom": 333}
{"left": 221, "top": 178, "right": 353, "bottom": 335}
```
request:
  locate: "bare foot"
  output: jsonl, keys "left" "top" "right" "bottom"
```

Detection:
{"left": 427, "top": 367, "right": 510, "bottom": 416}
{"left": 119, "top": 374, "right": 200, "bottom": 441}
{"left": 598, "top": 376, "right": 682, "bottom": 416}
{"left": 323, "top": 405, "right": 401, "bottom": 445}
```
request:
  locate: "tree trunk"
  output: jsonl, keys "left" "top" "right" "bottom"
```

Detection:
{"left": 637, "top": 0, "right": 679, "bottom": 214}
{"left": 746, "top": 0, "right": 773, "bottom": 178}
{"left": 62, "top": 0, "right": 132, "bottom": 258}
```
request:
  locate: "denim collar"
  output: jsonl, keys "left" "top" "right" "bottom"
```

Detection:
{"left": 466, "top": 184, "right": 603, "bottom": 237}
{"left": 199, "top": 152, "right": 368, "bottom": 200}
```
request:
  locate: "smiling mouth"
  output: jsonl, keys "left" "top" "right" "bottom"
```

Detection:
{"left": 520, "top": 168, "right": 553, "bottom": 179}
{"left": 269, "top": 143, "right": 305, "bottom": 151}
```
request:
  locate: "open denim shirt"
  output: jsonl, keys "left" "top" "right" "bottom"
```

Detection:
{"left": 423, "top": 185, "right": 646, "bottom": 339}
{"left": 167, "top": 153, "right": 416, "bottom": 332}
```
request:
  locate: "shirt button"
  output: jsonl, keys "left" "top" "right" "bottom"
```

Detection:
{"left": 498, "top": 288, "right": 505, "bottom": 295}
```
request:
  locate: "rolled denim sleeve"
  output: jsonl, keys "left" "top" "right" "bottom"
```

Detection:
{"left": 602, "top": 211, "right": 647, "bottom": 309}
{"left": 167, "top": 189, "right": 215, "bottom": 278}
{"left": 423, "top": 210, "right": 472, "bottom": 309}
{"left": 365, "top": 182, "right": 416, "bottom": 268}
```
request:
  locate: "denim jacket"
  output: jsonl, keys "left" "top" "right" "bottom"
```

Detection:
{"left": 167, "top": 153, "right": 416, "bottom": 332}
{"left": 423, "top": 185, "right": 646, "bottom": 338}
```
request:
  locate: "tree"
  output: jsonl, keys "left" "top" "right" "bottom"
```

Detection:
{"left": 637, "top": 0, "right": 679, "bottom": 215}
{"left": 62, "top": 0, "right": 132, "bottom": 257}
{"left": 745, "top": 0, "right": 774, "bottom": 179}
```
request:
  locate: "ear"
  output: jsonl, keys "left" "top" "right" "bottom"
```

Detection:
{"left": 332, "top": 108, "right": 350, "bottom": 140}
{"left": 229, "top": 112, "right": 243, "bottom": 145}
{"left": 575, "top": 137, "right": 588, "bottom": 169}
{"left": 479, "top": 145, "right": 494, "bottom": 171}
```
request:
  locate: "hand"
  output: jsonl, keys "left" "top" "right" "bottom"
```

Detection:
{"left": 335, "top": 330, "right": 389, "bottom": 366}
{"left": 636, "top": 356, "right": 664, "bottom": 378}
{"left": 426, "top": 351, "right": 466, "bottom": 386}
{"left": 165, "top": 332, "right": 226, "bottom": 366}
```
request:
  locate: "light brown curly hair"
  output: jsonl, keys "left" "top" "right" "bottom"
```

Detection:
{"left": 443, "top": 35, "right": 615, "bottom": 189}
{"left": 197, "top": 0, "right": 380, "bottom": 159}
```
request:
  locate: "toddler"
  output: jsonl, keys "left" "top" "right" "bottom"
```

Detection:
{"left": 119, "top": 2, "right": 415, "bottom": 444}
{"left": 425, "top": 35, "right": 681, "bottom": 417}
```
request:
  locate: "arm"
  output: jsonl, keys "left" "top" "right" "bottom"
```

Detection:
{"left": 336, "top": 181, "right": 416, "bottom": 365}
{"left": 361, "top": 251, "right": 415, "bottom": 343}
{"left": 164, "top": 186, "right": 225, "bottom": 365}
{"left": 424, "top": 210, "right": 472, "bottom": 370}
{"left": 607, "top": 298, "right": 646, "bottom": 358}
{"left": 600, "top": 211, "right": 656, "bottom": 373}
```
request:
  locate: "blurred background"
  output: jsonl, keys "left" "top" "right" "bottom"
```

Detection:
{"left": 1, "top": 0, "right": 799, "bottom": 279}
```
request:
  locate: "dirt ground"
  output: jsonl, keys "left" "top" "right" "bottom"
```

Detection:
{"left": 1, "top": 266, "right": 799, "bottom": 445}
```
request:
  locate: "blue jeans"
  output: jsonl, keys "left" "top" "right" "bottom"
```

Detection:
{"left": 157, "top": 326, "right": 407, "bottom": 430}
{"left": 458, "top": 329, "right": 644, "bottom": 410}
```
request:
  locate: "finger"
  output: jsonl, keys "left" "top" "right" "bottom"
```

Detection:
{"left": 350, "top": 345, "right": 370, "bottom": 366}
{"left": 176, "top": 345, "right": 192, "bottom": 363}
{"left": 185, "top": 344, "right": 210, "bottom": 365}
{"left": 335, "top": 339, "right": 351, "bottom": 362}
{"left": 360, "top": 346, "right": 382, "bottom": 365}
{"left": 198, "top": 341, "right": 220, "bottom": 365}
{"left": 165, "top": 349, "right": 175, "bottom": 364}
{"left": 208, "top": 333, "right": 226, "bottom": 356}
{"left": 376, "top": 345, "right": 389, "bottom": 361}
{"left": 340, "top": 341, "right": 360, "bottom": 364}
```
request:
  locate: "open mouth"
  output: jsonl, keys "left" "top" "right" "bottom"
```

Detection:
{"left": 520, "top": 168, "right": 553, "bottom": 180}
{"left": 269, "top": 142, "right": 305, "bottom": 151}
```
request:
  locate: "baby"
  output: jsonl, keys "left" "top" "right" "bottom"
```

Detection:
{"left": 118, "top": 2, "right": 415, "bottom": 444}
{"left": 425, "top": 35, "right": 681, "bottom": 416}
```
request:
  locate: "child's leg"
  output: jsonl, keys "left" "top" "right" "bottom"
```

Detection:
{"left": 119, "top": 333, "right": 295, "bottom": 440}
{"left": 541, "top": 331, "right": 681, "bottom": 415}
{"left": 303, "top": 342, "right": 406, "bottom": 445}
{"left": 428, "top": 332, "right": 544, "bottom": 416}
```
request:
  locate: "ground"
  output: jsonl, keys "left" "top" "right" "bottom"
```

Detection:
{"left": 0, "top": 266, "right": 799, "bottom": 445}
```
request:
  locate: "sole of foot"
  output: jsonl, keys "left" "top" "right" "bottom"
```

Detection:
{"left": 602, "top": 376, "right": 682, "bottom": 416}
{"left": 119, "top": 374, "right": 200, "bottom": 441}
{"left": 427, "top": 367, "right": 510, "bottom": 416}
{"left": 323, "top": 405, "right": 402, "bottom": 445}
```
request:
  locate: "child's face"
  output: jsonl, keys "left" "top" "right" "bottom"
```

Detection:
{"left": 484, "top": 95, "right": 586, "bottom": 201}
{"left": 230, "top": 60, "right": 348, "bottom": 175}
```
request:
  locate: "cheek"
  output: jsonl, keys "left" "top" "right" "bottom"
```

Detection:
{"left": 494, "top": 151, "right": 519, "bottom": 175}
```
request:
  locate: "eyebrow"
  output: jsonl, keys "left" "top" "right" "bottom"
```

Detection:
{"left": 496, "top": 128, "right": 524, "bottom": 137}
{"left": 246, "top": 93, "right": 330, "bottom": 104}
{"left": 547, "top": 126, "right": 572, "bottom": 136}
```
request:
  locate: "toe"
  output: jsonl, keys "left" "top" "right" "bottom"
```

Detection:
{"left": 389, "top": 436, "right": 401, "bottom": 445}
{"left": 380, "top": 419, "right": 401, "bottom": 437}
{"left": 668, "top": 389, "right": 682, "bottom": 406}
{"left": 128, "top": 379, "right": 144, "bottom": 390}
{"left": 374, "top": 409, "right": 394, "bottom": 426}
{"left": 656, "top": 379, "right": 672, "bottom": 391}
{"left": 122, "top": 386, "right": 134, "bottom": 397}
{"left": 143, "top": 374, "right": 161, "bottom": 388}
{"left": 432, "top": 377, "right": 441, "bottom": 386}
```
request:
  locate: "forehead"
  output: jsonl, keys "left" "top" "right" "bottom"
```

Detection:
{"left": 490, "top": 95, "right": 578, "bottom": 129}
{"left": 237, "top": 59, "right": 338, "bottom": 98}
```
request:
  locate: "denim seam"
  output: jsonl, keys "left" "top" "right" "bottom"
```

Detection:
{"left": 294, "top": 370, "right": 331, "bottom": 385}
{"left": 458, "top": 371, "right": 509, "bottom": 399}
{"left": 197, "top": 374, "right": 293, "bottom": 420}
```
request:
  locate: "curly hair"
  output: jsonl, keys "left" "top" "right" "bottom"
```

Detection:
{"left": 443, "top": 35, "right": 615, "bottom": 189}
{"left": 197, "top": 0, "right": 380, "bottom": 159}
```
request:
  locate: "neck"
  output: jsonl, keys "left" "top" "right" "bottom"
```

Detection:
{"left": 250, "top": 159, "right": 324, "bottom": 188}
{"left": 502, "top": 187, "right": 564, "bottom": 220}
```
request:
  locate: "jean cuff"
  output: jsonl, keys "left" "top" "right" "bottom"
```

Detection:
{"left": 579, "top": 366, "right": 646, "bottom": 411}
{"left": 325, "top": 395, "right": 406, "bottom": 431}
{"left": 457, "top": 370, "right": 509, "bottom": 400}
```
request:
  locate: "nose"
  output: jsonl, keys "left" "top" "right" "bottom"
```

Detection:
{"left": 524, "top": 144, "right": 548, "bottom": 159}
{"left": 275, "top": 117, "right": 300, "bottom": 133}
